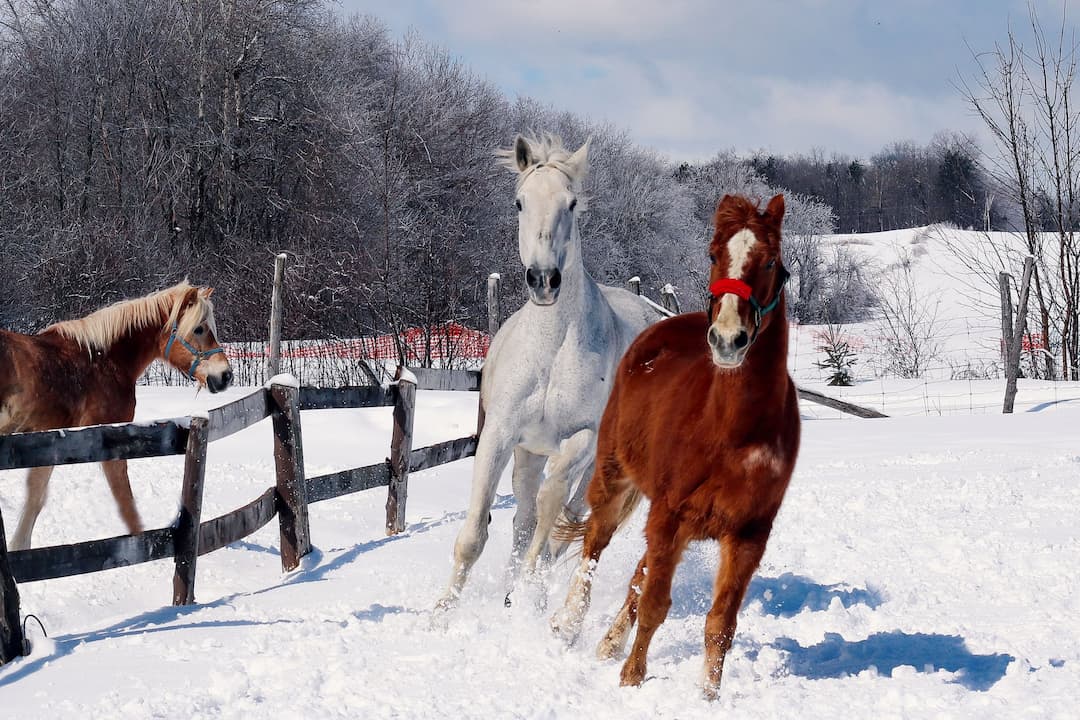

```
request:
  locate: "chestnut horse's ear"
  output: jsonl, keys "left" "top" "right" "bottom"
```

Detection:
{"left": 764, "top": 194, "right": 785, "bottom": 228}
{"left": 199, "top": 287, "right": 215, "bottom": 299}
{"left": 514, "top": 135, "right": 535, "bottom": 172}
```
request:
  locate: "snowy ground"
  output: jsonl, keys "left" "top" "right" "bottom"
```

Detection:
{"left": 1, "top": 381, "right": 1077, "bottom": 719}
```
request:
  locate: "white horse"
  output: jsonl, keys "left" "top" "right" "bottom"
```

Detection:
{"left": 435, "top": 134, "right": 656, "bottom": 611}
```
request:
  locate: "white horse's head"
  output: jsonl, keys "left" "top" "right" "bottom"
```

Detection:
{"left": 499, "top": 134, "right": 590, "bottom": 305}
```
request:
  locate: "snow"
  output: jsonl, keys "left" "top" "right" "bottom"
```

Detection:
{"left": 1, "top": 225, "right": 1078, "bottom": 717}
{"left": 2, "top": 384, "right": 1076, "bottom": 718}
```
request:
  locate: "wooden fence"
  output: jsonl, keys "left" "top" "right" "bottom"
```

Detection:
{"left": 0, "top": 368, "right": 481, "bottom": 663}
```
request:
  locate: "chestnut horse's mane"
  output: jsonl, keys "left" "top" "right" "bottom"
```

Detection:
{"left": 42, "top": 281, "right": 215, "bottom": 351}
{"left": 713, "top": 195, "right": 777, "bottom": 239}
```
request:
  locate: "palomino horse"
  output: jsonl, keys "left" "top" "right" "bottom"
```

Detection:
{"left": 1, "top": 281, "right": 234, "bottom": 550}
{"left": 550, "top": 194, "right": 800, "bottom": 699}
{"left": 435, "top": 135, "right": 655, "bottom": 611}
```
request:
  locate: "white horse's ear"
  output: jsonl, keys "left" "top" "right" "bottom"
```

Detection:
{"left": 565, "top": 139, "right": 591, "bottom": 181}
{"left": 514, "top": 135, "right": 536, "bottom": 171}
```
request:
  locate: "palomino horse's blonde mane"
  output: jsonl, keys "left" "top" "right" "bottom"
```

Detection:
{"left": 43, "top": 280, "right": 217, "bottom": 351}
{"left": 496, "top": 133, "right": 591, "bottom": 210}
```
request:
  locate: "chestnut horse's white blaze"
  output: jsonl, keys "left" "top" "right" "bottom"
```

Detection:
{"left": 434, "top": 134, "right": 656, "bottom": 612}
{"left": 712, "top": 228, "right": 757, "bottom": 340}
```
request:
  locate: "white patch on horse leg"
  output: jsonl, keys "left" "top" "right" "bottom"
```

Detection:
{"left": 551, "top": 556, "right": 596, "bottom": 644}
{"left": 597, "top": 602, "right": 634, "bottom": 659}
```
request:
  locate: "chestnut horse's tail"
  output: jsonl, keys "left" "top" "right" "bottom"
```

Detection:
{"left": 552, "top": 487, "right": 644, "bottom": 544}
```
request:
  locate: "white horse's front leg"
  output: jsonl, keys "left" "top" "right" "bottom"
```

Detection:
{"left": 435, "top": 427, "right": 515, "bottom": 612}
{"left": 522, "top": 428, "right": 595, "bottom": 577}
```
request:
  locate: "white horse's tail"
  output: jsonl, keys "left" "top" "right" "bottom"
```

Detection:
{"left": 551, "top": 487, "right": 643, "bottom": 544}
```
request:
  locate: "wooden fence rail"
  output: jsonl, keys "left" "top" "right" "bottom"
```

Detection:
{"left": 0, "top": 369, "right": 482, "bottom": 662}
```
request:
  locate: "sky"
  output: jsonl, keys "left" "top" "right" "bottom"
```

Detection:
{"left": 333, "top": 0, "right": 1080, "bottom": 162}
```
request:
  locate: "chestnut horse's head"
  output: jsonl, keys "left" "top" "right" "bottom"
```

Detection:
{"left": 499, "top": 134, "right": 590, "bottom": 305}
{"left": 161, "top": 286, "right": 234, "bottom": 393}
{"left": 706, "top": 194, "right": 788, "bottom": 369}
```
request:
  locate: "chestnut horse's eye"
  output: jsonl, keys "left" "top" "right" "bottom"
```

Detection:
{"left": 709, "top": 254, "right": 716, "bottom": 265}
{"left": 194, "top": 325, "right": 205, "bottom": 336}
{"left": 766, "top": 259, "right": 777, "bottom": 270}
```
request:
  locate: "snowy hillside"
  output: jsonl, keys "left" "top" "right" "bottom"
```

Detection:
{"left": 3, "top": 225, "right": 1079, "bottom": 718}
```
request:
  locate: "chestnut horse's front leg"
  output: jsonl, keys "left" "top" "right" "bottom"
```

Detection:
{"left": 619, "top": 508, "right": 687, "bottom": 687}
{"left": 703, "top": 531, "right": 769, "bottom": 700}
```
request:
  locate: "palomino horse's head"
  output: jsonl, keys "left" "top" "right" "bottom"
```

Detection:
{"left": 706, "top": 194, "right": 788, "bottom": 369}
{"left": 499, "top": 134, "right": 590, "bottom": 305}
{"left": 162, "top": 286, "right": 234, "bottom": 393}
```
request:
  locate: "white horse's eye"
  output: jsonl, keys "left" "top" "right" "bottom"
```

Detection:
{"left": 515, "top": 198, "right": 523, "bottom": 211}
{"left": 568, "top": 198, "right": 577, "bottom": 212}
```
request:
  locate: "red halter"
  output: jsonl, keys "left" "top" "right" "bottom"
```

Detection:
{"left": 708, "top": 278, "right": 753, "bottom": 301}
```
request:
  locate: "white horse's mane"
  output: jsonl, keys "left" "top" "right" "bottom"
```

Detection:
{"left": 496, "top": 133, "right": 590, "bottom": 204}
{"left": 44, "top": 280, "right": 217, "bottom": 351}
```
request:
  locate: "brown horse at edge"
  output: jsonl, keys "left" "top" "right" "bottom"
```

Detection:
{"left": 550, "top": 194, "right": 800, "bottom": 700}
{"left": 0, "top": 281, "right": 234, "bottom": 550}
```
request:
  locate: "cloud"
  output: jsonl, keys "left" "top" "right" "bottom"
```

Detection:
{"left": 335, "top": 0, "right": 1061, "bottom": 159}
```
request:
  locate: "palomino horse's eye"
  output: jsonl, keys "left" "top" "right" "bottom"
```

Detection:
{"left": 194, "top": 325, "right": 205, "bottom": 336}
{"left": 515, "top": 198, "right": 523, "bottom": 211}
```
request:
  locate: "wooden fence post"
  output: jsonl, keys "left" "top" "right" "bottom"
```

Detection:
{"left": 386, "top": 370, "right": 417, "bottom": 535}
{"left": 271, "top": 382, "right": 311, "bottom": 571}
{"left": 172, "top": 415, "right": 209, "bottom": 605}
{"left": 0, "top": 506, "right": 24, "bottom": 664}
{"left": 628, "top": 276, "right": 641, "bottom": 295}
{"left": 487, "top": 273, "right": 502, "bottom": 338}
{"left": 268, "top": 253, "right": 287, "bottom": 380}
{"left": 660, "top": 283, "right": 681, "bottom": 314}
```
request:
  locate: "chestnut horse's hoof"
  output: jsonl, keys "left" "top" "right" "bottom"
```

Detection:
{"left": 618, "top": 659, "right": 647, "bottom": 687}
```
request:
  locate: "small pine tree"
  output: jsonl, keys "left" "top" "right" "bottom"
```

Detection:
{"left": 814, "top": 324, "right": 857, "bottom": 386}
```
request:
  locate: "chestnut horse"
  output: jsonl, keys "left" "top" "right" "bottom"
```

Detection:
{"left": 1, "top": 281, "right": 234, "bottom": 550}
{"left": 550, "top": 194, "right": 800, "bottom": 699}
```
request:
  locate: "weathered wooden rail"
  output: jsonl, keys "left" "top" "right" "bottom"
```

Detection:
{"left": 0, "top": 369, "right": 482, "bottom": 663}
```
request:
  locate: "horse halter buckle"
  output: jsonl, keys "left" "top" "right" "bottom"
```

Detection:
{"left": 164, "top": 320, "right": 224, "bottom": 381}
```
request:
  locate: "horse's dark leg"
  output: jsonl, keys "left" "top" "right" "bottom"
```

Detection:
{"left": 620, "top": 508, "right": 687, "bottom": 687}
{"left": 550, "top": 454, "right": 632, "bottom": 643}
{"left": 702, "top": 531, "right": 769, "bottom": 700}
{"left": 597, "top": 551, "right": 646, "bottom": 659}
{"left": 102, "top": 459, "right": 144, "bottom": 535}
{"left": 10, "top": 465, "right": 55, "bottom": 550}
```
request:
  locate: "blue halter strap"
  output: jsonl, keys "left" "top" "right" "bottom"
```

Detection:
{"left": 164, "top": 320, "right": 224, "bottom": 381}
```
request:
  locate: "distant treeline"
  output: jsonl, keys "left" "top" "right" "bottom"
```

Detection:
{"left": 0, "top": 0, "right": 985, "bottom": 348}
{"left": 735, "top": 134, "right": 1001, "bottom": 234}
